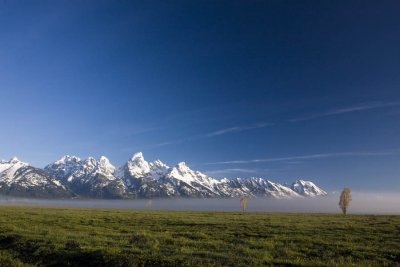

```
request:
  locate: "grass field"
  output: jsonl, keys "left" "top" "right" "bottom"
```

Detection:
{"left": 0, "top": 206, "right": 398, "bottom": 266}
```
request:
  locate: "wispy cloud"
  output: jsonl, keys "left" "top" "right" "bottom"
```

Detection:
{"left": 147, "top": 137, "right": 194, "bottom": 148}
{"left": 206, "top": 150, "right": 400, "bottom": 165}
{"left": 205, "top": 123, "right": 273, "bottom": 137}
{"left": 204, "top": 168, "right": 266, "bottom": 177}
{"left": 108, "top": 126, "right": 164, "bottom": 137}
{"left": 290, "top": 101, "right": 400, "bottom": 122}
{"left": 148, "top": 122, "right": 273, "bottom": 148}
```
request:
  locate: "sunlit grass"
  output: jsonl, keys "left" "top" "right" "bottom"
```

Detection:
{"left": 0, "top": 206, "right": 398, "bottom": 266}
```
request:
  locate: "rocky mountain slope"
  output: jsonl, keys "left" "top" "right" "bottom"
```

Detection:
{"left": 45, "top": 156, "right": 129, "bottom": 198}
{"left": 0, "top": 153, "right": 328, "bottom": 199}
{"left": 0, "top": 157, "right": 73, "bottom": 198}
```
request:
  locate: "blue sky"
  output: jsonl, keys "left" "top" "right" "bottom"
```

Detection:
{"left": 1, "top": 1, "right": 400, "bottom": 191}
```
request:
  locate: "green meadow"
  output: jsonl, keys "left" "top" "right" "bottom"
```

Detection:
{"left": 0, "top": 206, "right": 398, "bottom": 266}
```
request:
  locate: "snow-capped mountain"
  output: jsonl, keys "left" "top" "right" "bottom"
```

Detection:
{"left": 117, "top": 153, "right": 226, "bottom": 197}
{"left": 291, "top": 180, "right": 328, "bottom": 197}
{"left": 45, "top": 156, "right": 129, "bottom": 198}
{"left": 162, "top": 162, "right": 222, "bottom": 197}
{"left": 116, "top": 153, "right": 326, "bottom": 199}
{"left": 117, "top": 152, "right": 169, "bottom": 181}
{"left": 0, "top": 152, "right": 327, "bottom": 199}
{"left": 116, "top": 152, "right": 170, "bottom": 198}
{"left": 218, "top": 178, "right": 302, "bottom": 198}
{"left": 0, "top": 157, "right": 72, "bottom": 198}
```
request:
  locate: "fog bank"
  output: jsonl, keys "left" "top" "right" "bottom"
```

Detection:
{"left": 0, "top": 192, "right": 399, "bottom": 214}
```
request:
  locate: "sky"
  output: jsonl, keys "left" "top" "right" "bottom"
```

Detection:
{"left": 1, "top": 0, "right": 400, "bottom": 191}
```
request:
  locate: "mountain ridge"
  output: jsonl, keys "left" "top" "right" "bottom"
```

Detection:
{"left": 0, "top": 153, "right": 327, "bottom": 199}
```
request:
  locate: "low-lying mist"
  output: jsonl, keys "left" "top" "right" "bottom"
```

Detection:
{"left": 0, "top": 192, "right": 399, "bottom": 214}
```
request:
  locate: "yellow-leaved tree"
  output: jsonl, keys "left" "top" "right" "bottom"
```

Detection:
{"left": 339, "top": 187, "right": 352, "bottom": 215}
{"left": 240, "top": 197, "right": 248, "bottom": 214}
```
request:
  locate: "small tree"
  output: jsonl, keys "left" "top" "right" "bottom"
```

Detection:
{"left": 240, "top": 197, "right": 248, "bottom": 214}
{"left": 339, "top": 187, "right": 352, "bottom": 215}
{"left": 146, "top": 199, "right": 153, "bottom": 209}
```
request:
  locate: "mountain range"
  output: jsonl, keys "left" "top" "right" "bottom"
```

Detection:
{"left": 0, "top": 152, "right": 327, "bottom": 199}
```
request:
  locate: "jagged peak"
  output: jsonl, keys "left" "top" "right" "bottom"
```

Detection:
{"left": 130, "top": 152, "right": 145, "bottom": 161}
{"left": 10, "top": 156, "right": 19, "bottom": 163}
{"left": 98, "top": 156, "right": 116, "bottom": 173}
{"left": 1, "top": 153, "right": 328, "bottom": 199}
{"left": 240, "top": 177, "right": 266, "bottom": 182}
{"left": 152, "top": 159, "right": 167, "bottom": 167}
{"left": 83, "top": 157, "right": 98, "bottom": 166}
{"left": 170, "top": 162, "right": 200, "bottom": 177}
{"left": 124, "top": 152, "right": 150, "bottom": 176}
{"left": 0, "top": 157, "right": 27, "bottom": 165}
{"left": 99, "top": 156, "right": 111, "bottom": 164}
{"left": 55, "top": 155, "right": 81, "bottom": 164}
{"left": 220, "top": 178, "right": 230, "bottom": 183}
{"left": 291, "top": 179, "right": 327, "bottom": 196}
{"left": 292, "top": 179, "right": 317, "bottom": 187}
{"left": 176, "top": 162, "right": 189, "bottom": 170}
{"left": 51, "top": 156, "right": 116, "bottom": 174}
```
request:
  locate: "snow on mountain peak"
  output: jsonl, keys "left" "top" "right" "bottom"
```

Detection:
{"left": 149, "top": 160, "right": 169, "bottom": 177}
{"left": 131, "top": 152, "right": 144, "bottom": 160}
{"left": 56, "top": 155, "right": 81, "bottom": 164}
{"left": 0, "top": 157, "right": 25, "bottom": 164}
{"left": 99, "top": 156, "right": 113, "bottom": 167}
{"left": 125, "top": 152, "right": 151, "bottom": 177}
{"left": 291, "top": 179, "right": 327, "bottom": 197}
{"left": 46, "top": 155, "right": 117, "bottom": 183}
{"left": 77, "top": 157, "right": 116, "bottom": 176}
{"left": 1, "top": 157, "right": 24, "bottom": 164}
{"left": 99, "top": 155, "right": 109, "bottom": 162}
{"left": 152, "top": 159, "right": 167, "bottom": 167}
{"left": 98, "top": 156, "right": 116, "bottom": 175}
{"left": 0, "top": 157, "right": 71, "bottom": 197}
{"left": 2, "top": 152, "right": 328, "bottom": 199}
{"left": 0, "top": 157, "right": 28, "bottom": 176}
{"left": 166, "top": 162, "right": 220, "bottom": 194}
{"left": 176, "top": 162, "right": 190, "bottom": 171}
{"left": 168, "top": 162, "right": 194, "bottom": 181}
{"left": 10, "top": 156, "right": 20, "bottom": 163}
{"left": 85, "top": 157, "right": 96, "bottom": 164}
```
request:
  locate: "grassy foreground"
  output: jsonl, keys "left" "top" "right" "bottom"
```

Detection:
{"left": 0, "top": 207, "right": 398, "bottom": 266}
